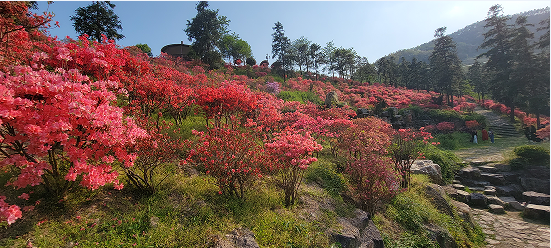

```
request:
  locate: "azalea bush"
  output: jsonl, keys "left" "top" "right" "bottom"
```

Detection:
{"left": 389, "top": 128, "right": 433, "bottom": 188}
{"left": 185, "top": 128, "right": 269, "bottom": 199}
{"left": 265, "top": 130, "right": 322, "bottom": 207}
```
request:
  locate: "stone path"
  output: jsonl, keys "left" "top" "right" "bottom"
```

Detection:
{"left": 454, "top": 107, "right": 550, "bottom": 247}
{"left": 472, "top": 208, "right": 549, "bottom": 248}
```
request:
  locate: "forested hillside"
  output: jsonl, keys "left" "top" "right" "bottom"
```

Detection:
{"left": 388, "top": 7, "right": 550, "bottom": 65}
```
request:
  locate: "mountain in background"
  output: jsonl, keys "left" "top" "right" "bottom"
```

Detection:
{"left": 386, "top": 7, "right": 550, "bottom": 66}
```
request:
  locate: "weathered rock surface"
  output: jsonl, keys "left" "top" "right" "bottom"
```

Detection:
{"left": 522, "top": 191, "right": 550, "bottom": 206}
{"left": 488, "top": 204, "right": 505, "bottom": 214}
{"left": 411, "top": 160, "right": 444, "bottom": 185}
{"left": 424, "top": 223, "right": 457, "bottom": 248}
{"left": 523, "top": 204, "right": 550, "bottom": 221}
{"left": 425, "top": 184, "right": 454, "bottom": 217}
{"left": 469, "top": 193, "right": 488, "bottom": 207}
{"left": 457, "top": 166, "right": 480, "bottom": 180}
{"left": 216, "top": 228, "right": 260, "bottom": 248}
{"left": 329, "top": 209, "right": 383, "bottom": 248}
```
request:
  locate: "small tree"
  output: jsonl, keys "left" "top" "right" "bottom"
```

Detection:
{"left": 265, "top": 130, "right": 322, "bottom": 207}
{"left": 389, "top": 128, "right": 433, "bottom": 188}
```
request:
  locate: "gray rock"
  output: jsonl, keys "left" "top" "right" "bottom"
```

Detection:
{"left": 469, "top": 193, "right": 488, "bottom": 207}
{"left": 488, "top": 204, "right": 505, "bottom": 214}
{"left": 520, "top": 178, "right": 550, "bottom": 195}
{"left": 457, "top": 166, "right": 481, "bottom": 180}
{"left": 359, "top": 220, "right": 384, "bottom": 248}
{"left": 452, "top": 190, "right": 471, "bottom": 203}
{"left": 331, "top": 219, "right": 360, "bottom": 248}
{"left": 522, "top": 191, "right": 550, "bottom": 206}
{"left": 451, "top": 200, "right": 475, "bottom": 228}
{"left": 495, "top": 184, "right": 524, "bottom": 199}
{"left": 484, "top": 189, "right": 496, "bottom": 196}
{"left": 498, "top": 196, "right": 525, "bottom": 211}
{"left": 411, "top": 160, "right": 444, "bottom": 185}
{"left": 330, "top": 209, "right": 384, "bottom": 248}
{"left": 452, "top": 184, "right": 465, "bottom": 190}
{"left": 222, "top": 228, "right": 260, "bottom": 248}
{"left": 493, "top": 163, "right": 511, "bottom": 172}
{"left": 478, "top": 165, "right": 499, "bottom": 173}
{"left": 487, "top": 196, "right": 506, "bottom": 206}
{"left": 424, "top": 223, "right": 458, "bottom": 248}
{"left": 480, "top": 173, "right": 505, "bottom": 185}
{"left": 425, "top": 184, "right": 455, "bottom": 217}
{"left": 523, "top": 204, "right": 550, "bottom": 221}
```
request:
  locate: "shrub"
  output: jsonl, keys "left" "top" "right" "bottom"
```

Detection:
{"left": 423, "top": 145, "right": 462, "bottom": 184}
{"left": 513, "top": 145, "right": 550, "bottom": 165}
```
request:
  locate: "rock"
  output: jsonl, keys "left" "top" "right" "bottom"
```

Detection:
{"left": 359, "top": 220, "right": 384, "bottom": 248}
{"left": 495, "top": 184, "right": 524, "bottom": 199}
{"left": 457, "top": 166, "right": 481, "bottom": 180}
{"left": 484, "top": 188, "right": 496, "bottom": 196}
{"left": 325, "top": 91, "right": 339, "bottom": 108}
{"left": 487, "top": 196, "right": 506, "bottom": 206}
{"left": 522, "top": 191, "right": 550, "bottom": 206}
{"left": 470, "top": 160, "right": 487, "bottom": 166}
{"left": 501, "top": 172, "right": 519, "bottom": 183}
{"left": 488, "top": 204, "right": 506, "bottom": 214}
{"left": 480, "top": 173, "right": 505, "bottom": 185}
{"left": 216, "top": 228, "right": 260, "bottom": 248}
{"left": 498, "top": 196, "right": 525, "bottom": 211}
{"left": 492, "top": 163, "right": 511, "bottom": 172}
{"left": 424, "top": 223, "right": 457, "bottom": 248}
{"left": 149, "top": 216, "right": 160, "bottom": 228}
{"left": 520, "top": 178, "right": 550, "bottom": 195}
{"left": 469, "top": 193, "right": 488, "bottom": 207}
{"left": 523, "top": 204, "right": 550, "bottom": 221}
{"left": 452, "top": 184, "right": 465, "bottom": 190}
{"left": 451, "top": 200, "right": 475, "bottom": 227}
{"left": 452, "top": 180, "right": 461, "bottom": 184}
{"left": 425, "top": 184, "right": 455, "bottom": 217}
{"left": 451, "top": 190, "right": 471, "bottom": 203}
{"left": 411, "top": 160, "right": 444, "bottom": 185}
{"left": 478, "top": 165, "right": 499, "bottom": 173}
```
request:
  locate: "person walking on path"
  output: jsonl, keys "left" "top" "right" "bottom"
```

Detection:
{"left": 473, "top": 130, "right": 478, "bottom": 144}
{"left": 482, "top": 129, "right": 489, "bottom": 141}
{"left": 489, "top": 129, "right": 494, "bottom": 143}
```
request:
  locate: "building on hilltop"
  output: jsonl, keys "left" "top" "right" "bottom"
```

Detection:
{"left": 161, "top": 41, "right": 191, "bottom": 60}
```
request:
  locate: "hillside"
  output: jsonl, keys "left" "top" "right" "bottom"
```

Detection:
{"left": 387, "top": 7, "right": 550, "bottom": 65}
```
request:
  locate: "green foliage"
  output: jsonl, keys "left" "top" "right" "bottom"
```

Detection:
{"left": 70, "top": 1, "right": 124, "bottom": 41}
{"left": 512, "top": 145, "right": 550, "bottom": 166}
{"left": 463, "top": 112, "right": 488, "bottom": 129}
{"left": 434, "top": 132, "right": 476, "bottom": 150}
{"left": 373, "top": 175, "right": 485, "bottom": 248}
{"left": 135, "top": 43, "right": 153, "bottom": 57}
{"left": 277, "top": 90, "right": 322, "bottom": 105}
{"left": 304, "top": 161, "right": 346, "bottom": 197}
{"left": 427, "top": 109, "right": 463, "bottom": 123}
{"left": 423, "top": 145, "right": 462, "bottom": 184}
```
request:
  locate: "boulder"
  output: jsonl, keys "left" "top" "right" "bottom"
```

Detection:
{"left": 331, "top": 218, "right": 361, "bottom": 248}
{"left": 522, "top": 191, "right": 550, "bottom": 206}
{"left": 523, "top": 204, "right": 550, "bottom": 221}
{"left": 424, "top": 223, "right": 457, "bottom": 248}
{"left": 478, "top": 165, "right": 499, "bottom": 173}
{"left": 425, "top": 184, "right": 455, "bottom": 217}
{"left": 492, "top": 163, "right": 511, "bottom": 172}
{"left": 216, "top": 228, "right": 260, "bottom": 248}
{"left": 411, "top": 160, "right": 444, "bottom": 185}
{"left": 495, "top": 184, "right": 524, "bottom": 199}
{"left": 488, "top": 204, "right": 505, "bottom": 214}
{"left": 452, "top": 184, "right": 465, "bottom": 190}
{"left": 457, "top": 166, "right": 481, "bottom": 180}
{"left": 480, "top": 173, "right": 505, "bottom": 185}
{"left": 329, "top": 209, "right": 384, "bottom": 248}
{"left": 498, "top": 196, "right": 525, "bottom": 211}
{"left": 359, "top": 220, "right": 384, "bottom": 248}
{"left": 451, "top": 200, "right": 475, "bottom": 228}
{"left": 451, "top": 190, "right": 471, "bottom": 203}
{"left": 469, "top": 193, "right": 488, "bottom": 207}
{"left": 487, "top": 196, "right": 506, "bottom": 207}
{"left": 520, "top": 178, "right": 550, "bottom": 195}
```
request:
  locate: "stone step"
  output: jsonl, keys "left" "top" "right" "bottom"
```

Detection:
{"left": 523, "top": 204, "right": 550, "bottom": 220}
{"left": 522, "top": 191, "right": 550, "bottom": 206}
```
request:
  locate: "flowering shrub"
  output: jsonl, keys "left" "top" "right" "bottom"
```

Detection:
{"left": 388, "top": 128, "right": 433, "bottom": 188}
{"left": 465, "top": 120, "right": 479, "bottom": 129}
{"left": 436, "top": 122, "right": 455, "bottom": 133}
{"left": 265, "top": 81, "right": 281, "bottom": 95}
{"left": 265, "top": 130, "right": 322, "bottom": 207}
{"left": 0, "top": 66, "right": 147, "bottom": 224}
{"left": 185, "top": 128, "right": 269, "bottom": 199}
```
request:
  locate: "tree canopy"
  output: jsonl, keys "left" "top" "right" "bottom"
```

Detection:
{"left": 70, "top": 1, "right": 124, "bottom": 41}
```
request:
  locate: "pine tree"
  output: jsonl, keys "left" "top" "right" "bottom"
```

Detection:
{"left": 70, "top": 1, "right": 124, "bottom": 41}
{"left": 429, "top": 27, "right": 464, "bottom": 106}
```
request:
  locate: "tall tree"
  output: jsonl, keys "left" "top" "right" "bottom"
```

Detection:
{"left": 308, "top": 43, "right": 324, "bottom": 80}
{"left": 70, "top": 1, "right": 124, "bottom": 41}
{"left": 376, "top": 56, "right": 398, "bottom": 86}
{"left": 352, "top": 57, "right": 377, "bottom": 83}
{"left": 185, "top": 1, "right": 229, "bottom": 68}
{"left": 398, "top": 57, "right": 411, "bottom": 88}
{"left": 468, "top": 60, "right": 487, "bottom": 101}
{"left": 478, "top": 5, "right": 517, "bottom": 122}
{"left": 323, "top": 41, "right": 337, "bottom": 78}
{"left": 271, "top": 21, "right": 291, "bottom": 82}
{"left": 291, "top": 36, "right": 311, "bottom": 75}
{"left": 219, "top": 33, "right": 252, "bottom": 64}
{"left": 429, "top": 27, "right": 463, "bottom": 106}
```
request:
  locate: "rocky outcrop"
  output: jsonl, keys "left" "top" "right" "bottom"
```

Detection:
{"left": 411, "top": 160, "right": 444, "bottom": 185}
{"left": 215, "top": 228, "right": 260, "bottom": 248}
{"left": 329, "top": 209, "right": 383, "bottom": 248}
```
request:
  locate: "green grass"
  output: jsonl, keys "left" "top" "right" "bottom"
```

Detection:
{"left": 373, "top": 174, "right": 486, "bottom": 248}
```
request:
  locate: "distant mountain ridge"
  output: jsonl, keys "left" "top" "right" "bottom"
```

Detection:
{"left": 386, "top": 7, "right": 550, "bottom": 66}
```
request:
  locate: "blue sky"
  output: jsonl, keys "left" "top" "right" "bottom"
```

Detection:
{"left": 36, "top": 1, "right": 550, "bottom": 63}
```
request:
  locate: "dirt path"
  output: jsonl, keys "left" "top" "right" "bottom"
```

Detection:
{"left": 451, "top": 107, "right": 550, "bottom": 248}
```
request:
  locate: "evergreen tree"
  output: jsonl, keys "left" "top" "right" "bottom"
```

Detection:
{"left": 308, "top": 43, "right": 324, "bottom": 80}
{"left": 429, "top": 27, "right": 463, "bottom": 106}
{"left": 185, "top": 1, "right": 229, "bottom": 68}
{"left": 323, "top": 41, "right": 337, "bottom": 78}
{"left": 271, "top": 21, "right": 291, "bottom": 82}
{"left": 70, "top": 1, "right": 124, "bottom": 41}
{"left": 467, "top": 60, "right": 487, "bottom": 101}
{"left": 478, "top": 5, "right": 517, "bottom": 122}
